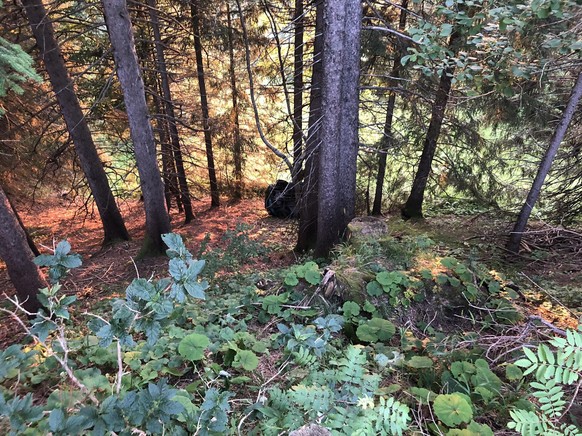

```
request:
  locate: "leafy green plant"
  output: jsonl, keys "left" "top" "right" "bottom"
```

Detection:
{"left": 178, "top": 333, "right": 210, "bottom": 362}
{"left": 0, "top": 233, "right": 234, "bottom": 434}
{"left": 276, "top": 314, "right": 343, "bottom": 357}
{"left": 356, "top": 317, "right": 396, "bottom": 343}
{"left": 259, "top": 345, "right": 411, "bottom": 435}
{"left": 366, "top": 270, "right": 419, "bottom": 307}
{"left": 198, "top": 223, "right": 269, "bottom": 278}
{"left": 509, "top": 327, "right": 582, "bottom": 435}
{"left": 284, "top": 261, "right": 322, "bottom": 287}
{"left": 34, "top": 240, "right": 82, "bottom": 284}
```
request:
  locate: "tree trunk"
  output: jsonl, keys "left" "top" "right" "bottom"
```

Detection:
{"left": 151, "top": 74, "right": 182, "bottom": 212}
{"left": 314, "top": 0, "right": 361, "bottom": 257}
{"left": 371, "top": 0, "right": 408, "bottom": 216}
{"left": 146, "top": 0, "right": 194, "bottom": 221}
{"left": 22, "top": 0, "right": 129, "bottom": 246}
{"left": 0, "top": 186, "right": 46, "bottom": 314}
{"left": 507, "top": 71, "right": 582, "bottom": 253}
{"left": 6, "top": 192, "right": 40, "bottom": 256}
{"left": 101, "top": 0, "right": 171, "bottom": 255}
{"left": 291, "top": 0, "right": 304, "bottom": 185}
{"left": 190, "top": 0, "right": 220, "bottom": 208}
{"left": 226, "top": 3, "right": 244, "bottom": 200}
{"left": 401, "top": 32, "right": 462, "bottom": 220}
{"left": 296, "top": 0, "right": 323, "bottom": 253}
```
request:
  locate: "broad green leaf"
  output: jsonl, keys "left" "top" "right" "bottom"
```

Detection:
{"left": 233, "top": 350, "right": 259, "bottom": 371}
{"left": 284, "top": 272, "right": 299, "bottom": 287}
{"left": 368, "top": 318, "right": 396, "bottom": 341}
{"left": 440, "top": 23, "right": 453, "bottom": 37}
{"left": 433, "top": 393, "right": 473, "bottom": 427}
{"left": 178, "top": 333, "right": 210, "bottom": 361}
{"left": 342, "top": 301, "right": 361, "bottom": 318}
{"left": 505, "top": 364, "right": 523, "bottom": 381}
{"left": 366, "top": 280, "right": 383, "bottom": 296}
{"left": 304, "top": 269, "right": 321, "bottom": 285}
{"left": 406, "top": 356, "right": 433, "bottom": 369}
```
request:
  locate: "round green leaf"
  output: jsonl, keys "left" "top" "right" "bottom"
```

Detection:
{"left": 304, "top": 269, "right": 321, "bottom": 285}
{"left": 178, "top": 333, "right": 210, "bottom": 361}
{"left": 375, "top": 271, "right": 393, "bottom": 286}
{"left": 505, "top": 364, "right": 523, "bottom": 381}
{"left": 342, "top": 301, "right": 361, "bottom": 318}
{"left": 433, "top": 393, "right": 473, "bottom": 427}
{"left": 284, "top": 272, "right": 299, "bottom": 287}
{"left": 233, "top": 350, "right": 259, "bottom": 371}
{"left": 368, "top": 318, "right": 396, "bottom": 341}
{"left": 356, "top": 324, "right": 377, "bottom": 342}
{"left": 366, "top": 280, "right": 383, "bottom": 297}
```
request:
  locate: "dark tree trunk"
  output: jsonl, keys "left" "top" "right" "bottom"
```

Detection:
{"left": 102, "top": 0, "right": 171, "bottom": 255}
{"left": 296, "top": 0, "right": 323, "bottom": 253}
{"left": 507, "top": 71, "right": 582, "bottom": 253}
{"left": 402, "top": 32, "right": 462, "bottom": 220}
{"left": 314, "top": 0, "right": 361, "bottom": 257}
{"left": 146, "top": 0, "right": 194, "bottom": 222}
{"left": 151, "top": 75, "right": 182, "bottom": 212}
{"left": 190, "top": 0, "right": 220, "bottom": 208}
{"left": 22, "top": 0, "right": 129, "bottom": 246}
{"left": 371, "top": 0, "right": 408, "bottom": 216}
{"left": 0, "top": 186, "right": 46, "bottom": 314}
{"left": 6, "top": 193, "right": 40, "bottom": 256}
{"left": 226, "top": 3, "right": 244, "bottom": 200}
{"left": 291, "top": 0, "right": 304, "bottom": 185}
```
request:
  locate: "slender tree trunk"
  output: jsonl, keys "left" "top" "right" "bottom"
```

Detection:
{"left": 507, "top": 71, "right": 582, "bottom": 253}
{"left": 292, "top": 0, "right": 304, "bottom": 189}
{"left": 314, "top": 0, "right": 361, "bottom": 257}
{"left": 401, "top": 32, "right": 462, "bottom": 220}
{"left": 102, "top": 0, "right": 171, "bottom": 255}
{"left": 296, "top": 0, "right": 323, "bottom": 252}
{"left": 371, "top": 0, "right": 408, "bottom": 216}
{"left": 22, "top": 0, "right": 129, "bottom": 246}
{"left": 151, "top": 74, "right": 182, "bottom": 212}
{"left": 0, "top": 186, "right": 46, "bottom": 314}
{"left": 146, "top": 0, "right": 194, "bottom": 221}
{"left": 190, "top": 0, "right": 220, "bottom": 208}
{"left": 226, "top": 3, "right": 244, "bottom": 200}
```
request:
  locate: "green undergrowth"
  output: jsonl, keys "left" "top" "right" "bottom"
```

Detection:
{"left": 1, "top": 224, "right": 581, "bottom": 435}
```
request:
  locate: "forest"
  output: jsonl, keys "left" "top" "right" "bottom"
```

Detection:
{"left": 0, "top": 0, "right": 581, "bottom": 434}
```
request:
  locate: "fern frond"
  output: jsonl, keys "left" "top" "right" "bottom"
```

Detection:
{"left": 373, "top": 396, "right": 411, "bottom": 436}
{"left": 293, "top": 347, "right": 318, "bottom": 368}
{"left": 289, "top": 384, "right": 333, "bottom": 413}
{"left": 508, "top": 409, "right": 545, "bottom": 435}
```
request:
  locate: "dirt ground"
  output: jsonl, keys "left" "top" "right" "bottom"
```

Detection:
{"left": 0, "top": 196, "right": 298, "bottom": 346}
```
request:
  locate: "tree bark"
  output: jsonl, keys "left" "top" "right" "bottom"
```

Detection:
{"left": 292, "top": 0, "right": 304, "bottom": 192}
{"left": 151, "top": 73, "right": 182, "bottom": 212}
{"left": 146, "top": 0, "right": 194, "bottom": 221}
{"left": 6, "top": 193, "right": 40, "bottom": 256}
{"left": 314, "top": 0, "right": 361, "bottom": 257}
{"left": 22, "top": 0, "right": 129, "bottom": 246}
{"left": 190, "top": 0, "right": 220, "bottom": 208}
{"left": 371, "top": 0, "right": 408, "bottom": 216}
{"left": 401, "top": 32, "right": 462, "bottom": 220}
{"left": 296, "top": 0, "right": 323, "bottom": 253}
{"left": 226, "top": 3, "right": 244, "bottom": 200}
{"left": 0, "top": 186, "right": 46, "bottom": 314}
{"left": 101, "top": 0, "right": 171, "bottom": 255}
{"left": 507, "top": 71, "right": 582, "bottom": 253}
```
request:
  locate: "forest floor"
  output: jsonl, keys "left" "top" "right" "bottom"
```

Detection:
{"left": 1, "top": 196, "right": 581, "bottom": 347}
